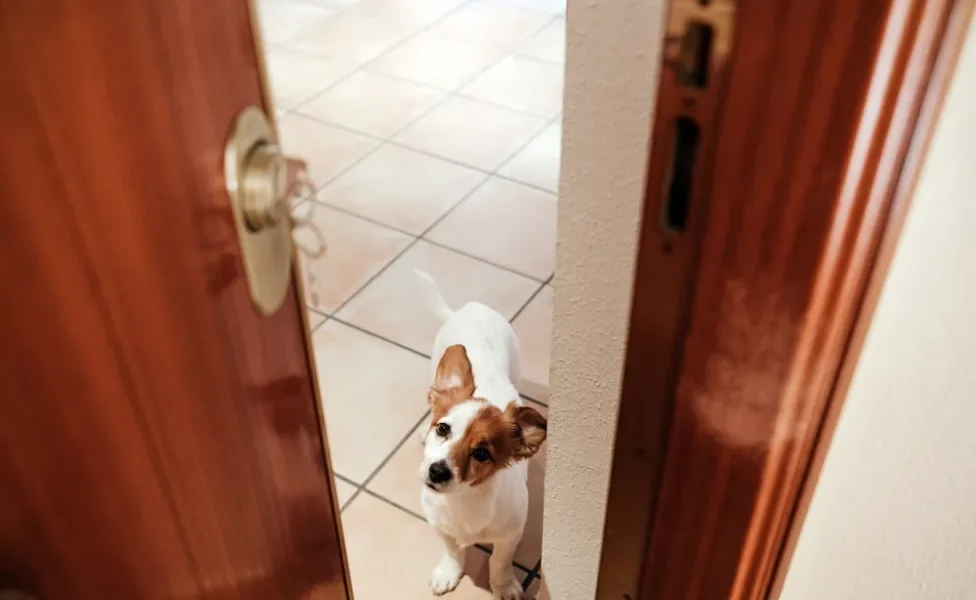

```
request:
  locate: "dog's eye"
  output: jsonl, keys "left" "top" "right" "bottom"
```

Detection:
{"left": 436, "top": 423, "right": 451, "bottom": 437}
{"left": 471, "top": 447, "right": 491, "bottom": 463}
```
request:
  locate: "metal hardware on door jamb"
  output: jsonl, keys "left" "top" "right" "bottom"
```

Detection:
{"left": 595, "top": 0, "right": 738, "bottom": 598}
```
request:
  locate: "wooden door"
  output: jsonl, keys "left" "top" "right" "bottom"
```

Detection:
{"left": 595, "top": 0, "right": 974, "bottom": 598}
{"left": 0, "top": 2, "right": 349, "bottom": 598}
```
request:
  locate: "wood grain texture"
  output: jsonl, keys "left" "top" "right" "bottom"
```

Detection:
{"left": 0, "top": 1, "right": 348, "bottom": 598}
{"left": 596, "top": 0, "right": 964, "bottom": 598}
{"left": 767, "top": 0, "right": 976, "bottom": 596}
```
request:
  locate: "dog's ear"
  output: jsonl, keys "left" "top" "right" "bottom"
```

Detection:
{"left": 505, "top": 404, "right": 548, "bottom": 460}
{"left": 431, "top": 345, "right": 475, "bottom": 396}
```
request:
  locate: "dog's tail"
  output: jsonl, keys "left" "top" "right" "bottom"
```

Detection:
{"left": 414, "top": 268, "right": 454, "bottom": 322}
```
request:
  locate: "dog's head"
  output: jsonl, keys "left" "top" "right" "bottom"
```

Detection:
{"left": 419, "top": 344, "right": 547, "bottom": 494}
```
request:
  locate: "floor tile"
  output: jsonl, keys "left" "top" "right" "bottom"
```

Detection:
{"left": 489, "top": 0, "right": 566, "bottom": 14}
{"left": 368, "top": 30, "right": 508, "bottom": 91}
{"left": 334, "top": 477, "right": 357, "bottom": 505}
{"left": 294, "top": 0, "right": 364, "bottom": 6}
{"left": 366, "top": 420, "right": 428, "bottom": 516}
{"left": 256, "top": 0, "right": 337, "bottom": 44}
{"left": 296, "top": 71, "right": 445, "bottom": 138}
{"left": 306, "top": 309, "right": 326, "bottom": 330}
{"left": 342, "top": 494, "right": 531, "bottom": 599}
{"left": 460, "top": 55, "right": 564, "bottom": 118}
{"left": 428, "top": 1, "right": 552, "bottom": 49}
{"left": 515, "top": 18, "right": 565, "bottom": 64}
{"left": 264, "top": 48, "right": 354, "bottom": 111}
{"left": 394, "top": 96, "right": 548, "bottom": 171}
{"left": 312, "top": 320, "right": 430, "bottom": 481}
{"left": 498, "top": 122, "right": 561, "bottom": 193}
{"left": 336, "top": 241, "right": 539, "bottom": 354}
{"left": 294, "top": 205, "right": 412, "bottom": 313}
{"left": 348, "top": 0, "right": 467, "bottom": 26}
{"left": 289, "top": 12, "right": 417, "bottom": 64}
{"left": 534, "top": 574, "right": 548, "bottom": 599}
{"left": 277, "top": 113, "right": 380, "bottom": 186}
{"left": 426, "top": 177, "right": 556, "bottom": 280}
{"left": 511, "top": 285, "right": 552, "bottom": 400}
{"left": 319, "top": 144, "right": 486, "bottom": 235}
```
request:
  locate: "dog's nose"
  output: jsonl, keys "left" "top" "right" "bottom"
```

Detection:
{"left": 428, "top": 461, "right": 452, "bottom": 484}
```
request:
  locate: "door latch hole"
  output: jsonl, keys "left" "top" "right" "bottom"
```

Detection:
{"left": 661, "top": 117, "right": 701, "bottom": 235}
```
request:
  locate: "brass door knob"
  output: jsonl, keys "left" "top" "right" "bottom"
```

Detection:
{"left": 224, "top": 107, "right": 294, "bottom": 315}
{"left": 241, "top": 142, "right": 289, "bottom": 232}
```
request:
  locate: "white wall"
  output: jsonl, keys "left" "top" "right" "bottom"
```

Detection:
{"left": 542, "top": 1, "right": 665, "bottom": 597}
{"left": 780, "top": 18, "right": 976, "bottom": 600}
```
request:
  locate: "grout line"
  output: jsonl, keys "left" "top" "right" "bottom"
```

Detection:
{"left": 307, "top": 305, "right": 329, "bottom": 318}
{"left": 473, "top": 543, "right": 536, "bottom": 575}
{"left": 283, "top": 0, "right": 478, "bottom": 115}
{"left": 510, "top": 51, "right": 565, "bottom": 68}
{"left": 270, "top": 5, "right": 566, "bottom": 197}
{"left": 288, "top": 108, "right": 560, "bottom": 197}
{"left": 269, "top": 2, "right": 341, "bottom": 46}
{"left": 492, "top": 171, "right": 559, "bottom": 196}
{"left": 290, "top": 50, "right": 558, "bottom": 326}
{"left": 281, "top": 9, "right": 564, "bottom": 192}
{"left": 334, "top": 471, "right": 359, "bottom": 487}
{"left": 383, "top": 140, "right": 559, "bottom": 195}
{"left": 478, "top": 0, "right": 566, "bottom": 17}
{"left": 321, "top": 313, "right": 549, "bottom": 406}
{"left": 309, "top": 314, "right": 329, "bottom": 333}
{"left": 309, "top": 198, "right": 549, "bottom": 284}
{"left": 330, "top": 316, "right": 431, "bottom": 359}
{"left": 327, "top": 237, "right": 421, "bottom": 314}
{"left": 284, "top": 109, "right": 560, "bottom": 196}
{"left": 452, "top": 90, "right": 558, "bottom": 120}
{"left": 420, "top": 238, "right": 549, "bottom": 283}
{"left": 510, "top": 280, "right": 546, "bottom": 322}
{"left": 309, "top": 199, "right": 451, "bottom": 239}
{"left": 351, "top": 467, "right": 539, "bottom": 574}
{"left": 287, "top": 55, "right": 560, "bottom": 127}
{"left": 324, "top": 174, "right": 492, "bottom": 316}
{"left": 341, "top": 409, "right": 432, "bottom": 511}
{"left": 294, "top": 89, "right": 558, "bottom": 137}
{"left": 360, "top": 487, "right": 427, "bottom": 520}
{"left": 488, "top": 110, "right": 563, "bottom": 183}
{"left": 359, "top": 410, "right": 431, "bottom": 490}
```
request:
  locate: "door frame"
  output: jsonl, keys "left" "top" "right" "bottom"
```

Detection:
{"left": 595, "top": 0, "right": 976, "bottom": 598}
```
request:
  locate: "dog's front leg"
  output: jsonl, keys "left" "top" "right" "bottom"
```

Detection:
{"left": 489, "top": 537, "right": 524, "bottom": 600}
{"left": 430, "top": 532, "right": 464, "bottom": 596}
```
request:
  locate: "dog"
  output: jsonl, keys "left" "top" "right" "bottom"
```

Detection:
{"left": 414, "top": 269, "right": 547, "bottom": 600}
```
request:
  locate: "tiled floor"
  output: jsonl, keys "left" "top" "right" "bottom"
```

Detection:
{"left": 258, "top": 0, "right": 562, "bottom": 597}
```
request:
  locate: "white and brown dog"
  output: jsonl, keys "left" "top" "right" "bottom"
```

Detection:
{"left": 415, "top": 270, "right": 547, "bottom": 600}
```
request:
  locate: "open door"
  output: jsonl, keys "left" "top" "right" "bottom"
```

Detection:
{"left": 0, "top": 1, "right": 350, "bottom": 598}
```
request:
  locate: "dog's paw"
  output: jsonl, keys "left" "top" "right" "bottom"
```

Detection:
{"left": 430, "top": 558, "right": 463, "bottom": 596}
{"left": 492, "top": 576, "right": 525, "bottom": 600}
